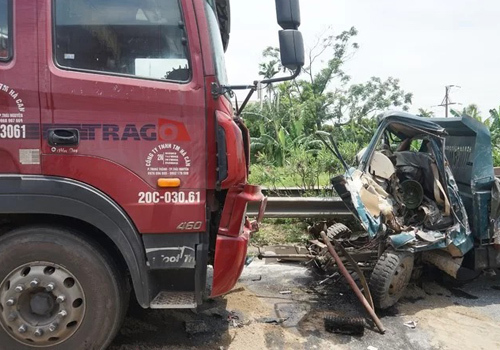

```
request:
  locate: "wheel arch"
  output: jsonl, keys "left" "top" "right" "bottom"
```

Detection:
{"left": 0, "top": 175, "right": 150, "bottom": 307}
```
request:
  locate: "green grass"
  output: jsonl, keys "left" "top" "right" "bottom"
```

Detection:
{"left": 250, "top": 216, "right": 363, "bottom": 248}
{"left": 252, "top": 219, "right": 310, "bottom": 246}
{"left": 248, "top": 166, "right": 332, "bottom": 189}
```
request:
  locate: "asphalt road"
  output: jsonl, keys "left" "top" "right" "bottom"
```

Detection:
{"left": 109, "top": 259, "right": 500, "bottom": 350}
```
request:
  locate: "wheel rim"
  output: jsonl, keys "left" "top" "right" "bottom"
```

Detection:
{"left": 388, "top": 260, "right": 411, "bottom": 296}
{"left": 0, "top": 262, "right": 86, "bottom": 347}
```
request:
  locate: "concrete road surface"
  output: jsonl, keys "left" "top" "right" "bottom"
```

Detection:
{"left": 110, "top": 259, "right": 500, "bottom": 350}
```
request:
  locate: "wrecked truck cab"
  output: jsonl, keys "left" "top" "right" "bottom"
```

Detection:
{"left": 326, "top": 111, "right": 500, "bottom": 309}
{"left": 333, "top": 111, "right": 474, "bottom": 255}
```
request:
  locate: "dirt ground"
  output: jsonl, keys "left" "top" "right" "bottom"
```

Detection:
{"left": 109, "top": 258, "right": 500, "bottom": 350}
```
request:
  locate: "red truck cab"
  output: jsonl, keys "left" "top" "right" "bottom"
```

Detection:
{"left": 0, "top": 0, "right": 303, "bottom": 348}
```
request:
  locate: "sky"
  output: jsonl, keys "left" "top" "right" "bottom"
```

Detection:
{"left": 225, "top": 0, "right": 500, "bottom": 118}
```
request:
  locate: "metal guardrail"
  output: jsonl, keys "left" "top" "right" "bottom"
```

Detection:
{"left": 262, "top": 187, "right": 329, "bottom": 197}
{"left": 257, "top": 167, "right": 500, "bottom": 219}
{"left": 247, "top": 196, "right": 352, "bottom": 219}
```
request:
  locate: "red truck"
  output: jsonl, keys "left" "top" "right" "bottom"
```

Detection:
{"left": 0, "top": 0, "right": 304, "bottom": 348}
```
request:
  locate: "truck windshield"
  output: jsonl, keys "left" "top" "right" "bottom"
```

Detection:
{"left": 0, "top": 0, "right": 10, "bottom": 60}
{"left": 54, "top": 0, "right": 191, "bottom": 82}
{"left": 204, "top": 1, "right": 228, "bottom": 86}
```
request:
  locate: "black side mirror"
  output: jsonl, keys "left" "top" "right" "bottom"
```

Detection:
{"left": 279, "top": 30, "right": 305, "bottom": 71}
{"left": 275, "top": 0, "right": 301, "bottom": 30}
{"left": 275, "top": 0, "right": 304, "bottom": 71}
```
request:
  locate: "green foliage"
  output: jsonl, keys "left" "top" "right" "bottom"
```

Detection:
{"left": 248, "top": 148, "right": 337, "bottom": 191}
{"left": 252, "top": 219, "right": 309, "bottom": 246}
{"left": 243, "top": 27, "right": 414, "bottom": 188}
{"left": 488, "top": 106, "right": 500, "bottom": 166}
{"left": 451, "top": 104, "right": 482, "bottom": 120}
{"left": 332, "top": 77, "right": 412, "bottom": 124}
{"left": 417, "top": 108, "right": 434, "bottom": 118}
{"left": 246, "top": 100, "right": 316, "bottom": 167}
{"left": 245, "top": 27, "right": 500, "bottom": 184}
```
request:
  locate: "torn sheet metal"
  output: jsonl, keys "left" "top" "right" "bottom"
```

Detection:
{"left": 344, "top": 169, "right": 380, "bottom": 235}
{"left": 422, "top": 250, "right": 464, "bottom": 278}
{"left": 389, "top": 232, "right": 417, "bottom": 249}
{"left": 491, "top": 178, "right": 500, "bottom": 245}
{"left": 334, "top": 112, "right": 475, "bottom": 254}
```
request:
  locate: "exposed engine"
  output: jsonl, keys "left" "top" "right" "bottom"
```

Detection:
{"left": 363, "top": 146, "right": 454, "bottom": 236}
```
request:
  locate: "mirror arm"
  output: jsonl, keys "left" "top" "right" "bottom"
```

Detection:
{"left": 217, "top": 67, "right": 301, "bottom": 116}
{"left": 236, "top": 86, "right": 257, "bottom": 117}
{"left": 225, "top": 84, "right": 256, "bottom": 91}
{"left": 260, "top": 66, "right": 301, "bottom": 85}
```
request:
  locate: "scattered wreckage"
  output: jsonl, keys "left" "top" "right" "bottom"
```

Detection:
{"left": 262, "top": 112, "right": 500, "bottom": 311}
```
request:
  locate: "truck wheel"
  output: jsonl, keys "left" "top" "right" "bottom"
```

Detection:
{"left": 0, "top": 226, "right": 127, "bottom": 349}
{"left": 369, "top": 250, "right": 414, "bottom": 309}
{"left": 327, "top": 223, "right": 352, "bottom": 240}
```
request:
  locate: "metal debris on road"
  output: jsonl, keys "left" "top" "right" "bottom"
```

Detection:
{"left": 403, "top": 320, "right": 418, "bottom": 329}
{"left": 279, "top": 290, "right": 292, "bottom": 295}
{"left": 319, "top": 272, "right": 340, "bottom": 285}
{"left": 319, "top": 231, "right": 386, "bottom": 334}
{"left": 227, "top": 311, "right": 247, "bottom": 328}
{"left": 484, "top": 269, "right": 497, "bottom": 277}
{"left": 256, "top": 317, "right": 289, "bottom": 325}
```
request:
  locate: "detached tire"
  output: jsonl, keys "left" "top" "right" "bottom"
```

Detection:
{"left": 327, "top": 223, "right": 352, "bottom": 240}
{"left": 369, "top": 250, "right": 414, "bottom": 309}
{"left": 0, "top": 226, "right": 128, "bottom": 350}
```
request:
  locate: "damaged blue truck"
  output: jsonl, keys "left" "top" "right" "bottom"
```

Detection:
{"left": 323, "top": 112, "right": 500, "bottom": 309}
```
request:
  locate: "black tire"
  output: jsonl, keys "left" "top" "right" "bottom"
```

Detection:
{"left": 327, "top": 223, "right": 352, "bottom": 240}
{"left": 0, "top": 225, "right": 128, "bottom": 350}
{"left": 369, "top": 250, "right": 414, "bottom": 309}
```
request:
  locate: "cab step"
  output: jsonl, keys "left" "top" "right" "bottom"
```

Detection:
{"left": 150, "top": 291, "right": 197, "bottom": 309}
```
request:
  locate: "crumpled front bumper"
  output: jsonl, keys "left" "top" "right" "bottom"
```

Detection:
{"left": 211, "top": 184, "right": 267, "bottom": 297}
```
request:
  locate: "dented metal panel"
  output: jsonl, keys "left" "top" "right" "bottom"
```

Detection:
{"left": 491, "top": 178, "right": 500, "bottom": 244}
{"left": 334, "top": 111, "right": 475, "bottom": 255}
{"left": 433, "top": 116, "right": 495, "bottom": 240}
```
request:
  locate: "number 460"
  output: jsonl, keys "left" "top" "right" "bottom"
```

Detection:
{"left": 177, "top": 221, "right": 202, "bottom": 230}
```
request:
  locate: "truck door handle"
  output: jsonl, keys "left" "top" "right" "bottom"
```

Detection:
{"left": 48, "top": 129, "right": 80, "bottom": 147}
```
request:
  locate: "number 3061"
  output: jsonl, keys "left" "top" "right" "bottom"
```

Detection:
{"left": 0, "top": 124, "right": 26, "bottom": 139}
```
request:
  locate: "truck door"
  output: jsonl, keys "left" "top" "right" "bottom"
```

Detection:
{"left": 39, "top": 0, "right": 207, "bottom": 234}
{"left": 0, "top": 0, "right": 41, "bottom": 174}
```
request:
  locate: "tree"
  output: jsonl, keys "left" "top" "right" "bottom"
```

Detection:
{"left": 244, "top": 27, "right": 414, "bottom": 186}
{"left": 254, "top": 27, "right": 412, "bottom": 131}
{"left": 417, "top": 108, "right": 434, "bottom": 118}
{"left": 245, "top": 93, "right": 319, "bottom": 167}
{"left": 489, "top": 106, "right": 500, "bottom": 166}
{"left": 332, "top": 77, "right": 412, "bottom": 125}
{"left": 451, "top": 104, "right": 482, "bottom": 121}
{"left": 258, "top": 47, "right": 281, "bottom": 79}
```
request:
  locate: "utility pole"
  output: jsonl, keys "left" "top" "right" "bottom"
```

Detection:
{"left": 438, "top": 85, "right": 461, "bottom": 118}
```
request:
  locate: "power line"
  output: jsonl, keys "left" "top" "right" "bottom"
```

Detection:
{"left": 437, "top": 85, "right": 461, "bottom": 118}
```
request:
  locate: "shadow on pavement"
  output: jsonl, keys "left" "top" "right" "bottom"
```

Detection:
{"left": 109, "top": 259, "right": 500, "bottom": 350}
